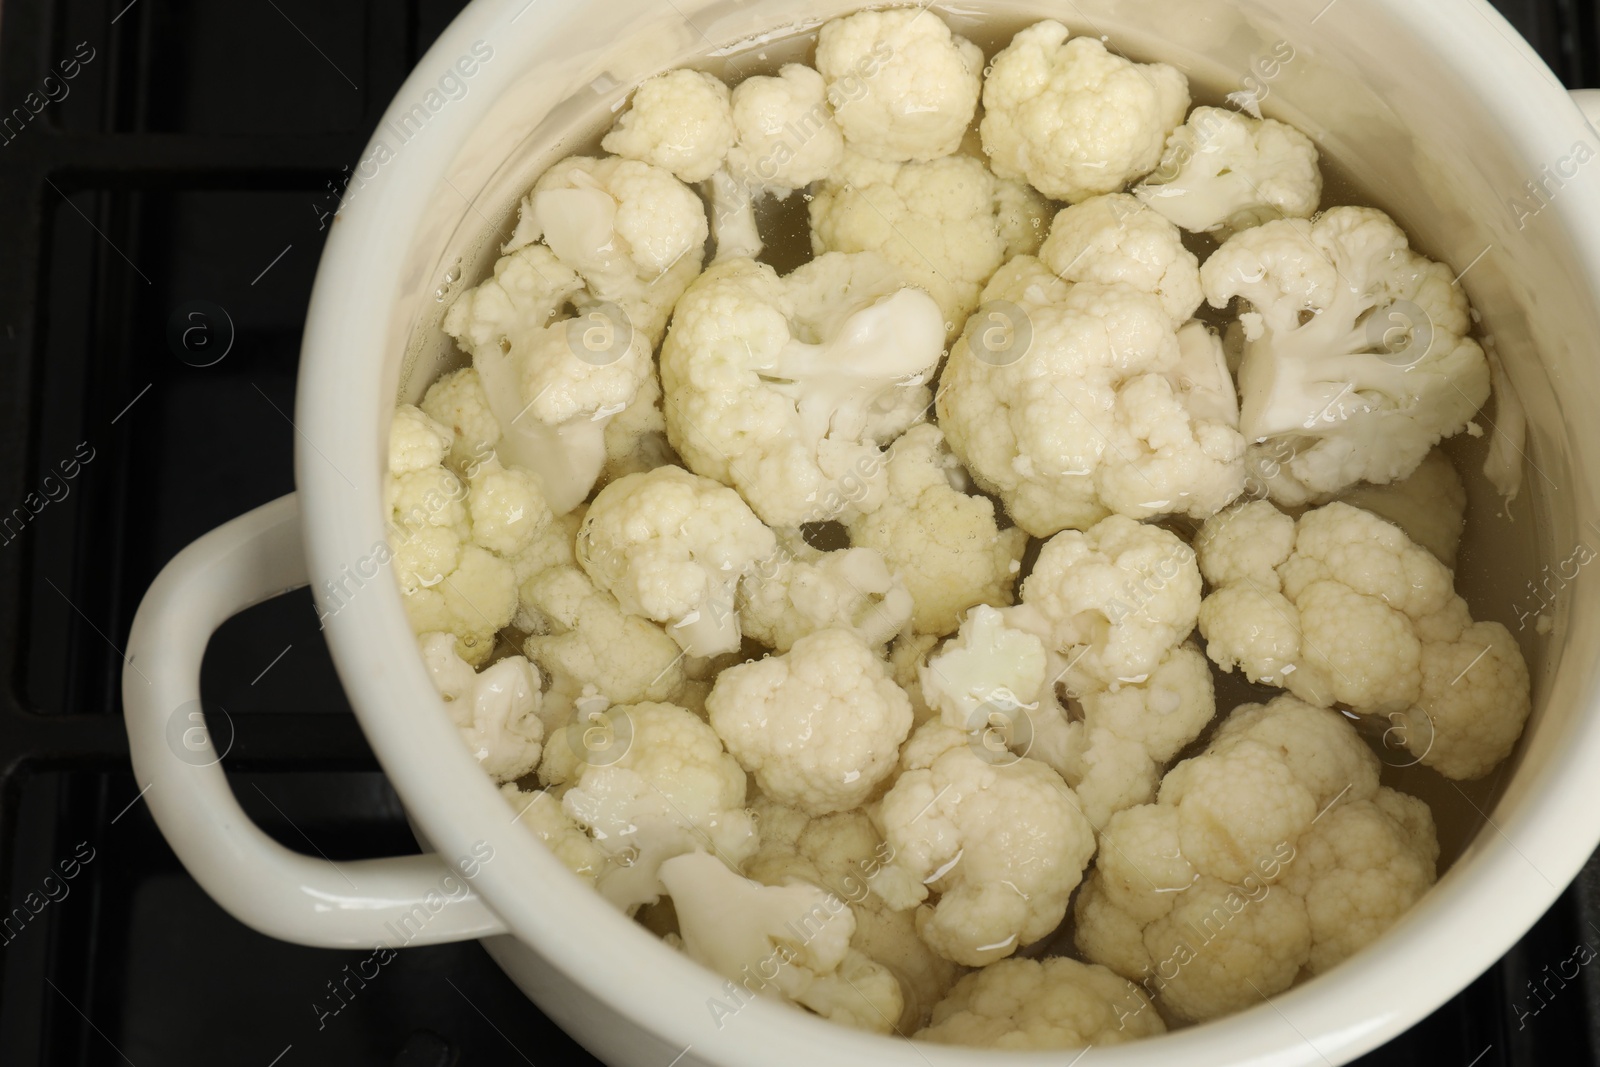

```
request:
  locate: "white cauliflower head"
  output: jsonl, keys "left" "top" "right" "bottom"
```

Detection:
{"left": 845, "top": 424, "right": 1027, "bottom": 636}
{"left": 1017, "top": 515, "right": 1202, "bottom": 688}
{"left": 743, "top": 798, "right": 961, "bottom": 1032}
{"left": 663, "top": 849, "right": 904, "bottom": 1032}
{"left": 519, "top": 564, "right": 687, "bottom": 729}
{"left": 938, "top": 274, "right": 1245, "bottom": 536}
{"left": 1281, "top": 788, "right": 1438, "bottom": 975}
{"left": 1074, "top": 694, "right": 1436, "bottom": 1022}
{"left": 538, "top": 701, "right": 755, "bottom": 913}
{"left": 420, "top": 367, "right": 502, "bottom": 475}
{"left": 980, "top": 21, "right": 1189, "bottom": 202}
{"left": 916, "top": 957, "right": 1165, "bottom": 1049}
{"left": 815, "top": 8, "right": 983, "bottom": 163}
{"left": 601, "top": 69, "right": 736, "bottom": 184}
{"left": 809, "top": 152, "right": 1048, "bottom": 335}
{"left": 738, "top": 533, "right": 912, "bottom": 653}
{"left": 1021, "top": 641, "right": 1218, "bottom": 828}
{"left": 418, "top": 632, "right": 543, "bottom": 782}
{"left": 919, "top": 605, "right": 1048, "bottom": 739}
{"left": 445, "top": 154, "right": 708, "bottom": 512}
{"left": 872, "top": 722, "right": 1097, "bottom": 966}
{"left": 1134, "top": 106, "right": 1323, "bottom": 235}
{"left": 387, "top": 405, "right": 524, "bottom": 666}
{"left": 505, "top": 155, "right": 707, "bottom": 345}
{"left": 707, "top": 628, "right": 912, "bottom": 815}
{"left": 577, "top": 466, "right": 777, "bottom": 657}
{"left": 1202, "top": 206, "right": 1491, "bottom": 505}
{"left": 658, "top": 850, "right": 850, "bottom": 1005}
{"left": 1037, "top": 194, "right": 1203, "bottom": 327}
{"left": 727, "top": 63, "right": 845, "bottom": 194}
{"left": 1196, "top": 500, "right": 1531, "bottom": 778}
{"left": 661, "top": 252, "right": 944, "bottom": 527}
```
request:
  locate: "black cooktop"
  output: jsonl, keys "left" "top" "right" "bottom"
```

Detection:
{"left": 2, "top": 1, "right": 1598, "bottom": 1064}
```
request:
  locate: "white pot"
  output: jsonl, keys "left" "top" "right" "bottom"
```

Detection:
{"left": 122, "top": 1, "right": 1600, "bottom": 1064}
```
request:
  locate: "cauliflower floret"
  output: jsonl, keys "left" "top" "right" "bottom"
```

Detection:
{"left": 1335, "top": 448, "right": 1466, "bottom": 568}
{"left": 844, "top": 424, "right": 1027, "bottom": 636}
{"left": 938, "top": 277, "right": 1245, "bottom": 536}
{"left": 442, "top": 243, "right": 582, "bottom": 363}
{"left": 976, "top": 515, "right": 1212, "bottom": 829}
{"left": 537, "top": 702, "right": 755, "bottom": 913}
{"left": 1138, "top": 872, "right": 1312, "bottom": 1021}
{"left": 1133, "top": 107, "right": 1323, "bottom": 235}
{"left": 442, "top": 253, "right": 649, "bottom": 514}
{"left": 919, "top": 605, "right": 1048, "bottom": 736}
{"left": 466, "top": 458, "right": 551, "bottom": 558}
{"left": 872, "top": 722, "right": 1096, "bottom": 966}
{"left": 809, "top": 152, "right": 1048, "bottom": 335}
{"left": 421, "top": 367, "right": 501, "bottom": 475}
{"left": 601, "top": 69, "right": 736, "bottom": 184}
{"left": 727, "top": 64, "right": 845, "bottom": 193}
{"left": 519, "top": 565, "right": 687, "bottom": 730}
{"left": 743, "top": 799, "right": 961, "bottom": 1031}
{"left": 660, "top": 850, "right": 882, "bottom": 1029}
{"left": 738, "top": 533, "right": 912, "bottom": 653}
{"left": 387, "top": 406, "right": 521, "bottom": 666}
{"left": 390, "top": 402, "right": 454, "bottom": 474}
{"left": 397, "top": 545, "right": 519, "bottom": 667}
{"left": 505, "top": 156, "right": 707, "bottom": 346}
{"left": 708, "top": 628, "right": 912, "bottom": 815}
{"left": 661, "top": 252, "right": 944, "bottom": 527}
{"left": 418, "top": 632, "right": 543, "bottom": 782}
{"left": 980, "top": 21, "right": 1189, "bottom": 202}
{"left": 502, "top": 782, "right": 607, "bottom": 883}
{"left": 1074, "top": 695, "right": 1436, "bottom": 1022}
{"left": 916, "top": 957, "right": 1165, "bottom": 1049}
{"left": 577, "top": 466, "right": 777, "bottom": 657}
{"left": 445, "top": 155, "right": 706, "bottom": 512}
{"left": 1068, "top": 643, "right": 1219, "bottom": 765}
{"left": 1014, "top": 515, "right": 1201, "bottom": 688}
{"left": 814, "top": 8, "right": 983, "bottom": 163}
{"left": 1281, "top": 789, "right": 1438, "bottom": 975}
{"left": 1202, "top": 206, "right": 1491, "bottom": 505}
{"left": 1026, "top": 641, "right": 1219, "bottom": 828}
{"left": 1037, "top": 194, "right": 1203, "bottom": 327}
{"left": 1400, "top": 620, "right": 1533, "bottom": 781}
{"left": 387, "top": 455, "right": 468, "bottom": 592}
{"left": 1196, "top": 500, "right": 1531, "bottom": 778}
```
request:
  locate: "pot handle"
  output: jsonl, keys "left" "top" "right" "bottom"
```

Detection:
{"left": 122, "top": 493, "right": 508, "bottom": 948}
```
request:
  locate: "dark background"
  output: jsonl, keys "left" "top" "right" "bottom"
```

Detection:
{"left": 0, "top": 0, "right": 1597, "bottom": 1064}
